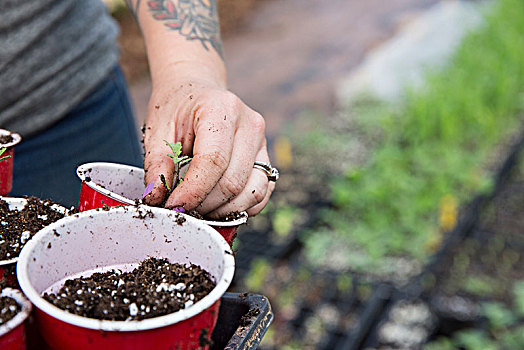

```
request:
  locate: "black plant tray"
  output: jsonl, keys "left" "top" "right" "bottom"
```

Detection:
{"left": 211, "top": 293, "right": 274, "bottom": 350}
{"left": 352, "top": 129, "right": 524, "bottom": 349}
{"left": 332, "top": 284, "right": 392, "bottom": 350}
{"left": 405, "top": 125, "right": 524, "bottom": 298}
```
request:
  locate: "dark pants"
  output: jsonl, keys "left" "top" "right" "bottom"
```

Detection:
{"left": 10, "top": 67, "right": 143, "bottom": 207}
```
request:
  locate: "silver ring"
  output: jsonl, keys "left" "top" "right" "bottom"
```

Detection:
{"left": 254, "top": 161, "right": 279, "bottom": 182}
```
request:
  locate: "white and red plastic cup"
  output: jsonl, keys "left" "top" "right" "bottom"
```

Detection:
{"left": 0, "top": 288, "right": 32, "bottom": 350}
{"left": 0, "top": 130, "right": 22, "bottom": 196}
{"left": 0, "top": 197, "right": 68, "bottom": 288}
{"left": 17, "top": 205, "right": 235, "bottom": 350}
{"left": 76, "top": 162, "right": 248, "bottom": 245}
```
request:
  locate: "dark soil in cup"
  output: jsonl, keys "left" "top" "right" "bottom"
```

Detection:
{"left": 0, "top": 197, "right": 66, "bottom": 260}
{"left": 0, "top": 134, "right": 14, "bottom": 146}
{"left": 0, "top": 295, "right": 21, "bottom": 325}
{"left": 43, "top": 257, "right": 216, "bottom": 321}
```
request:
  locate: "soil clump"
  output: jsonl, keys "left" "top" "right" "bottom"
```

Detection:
{"left": 0, "top": 134, "right": 14, "bottom": 145}
{"left": 0, "top": 295, "right": 20, "bottom": 325}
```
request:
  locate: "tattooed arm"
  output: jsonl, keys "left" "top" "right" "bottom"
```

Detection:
{"left": 127, "top": 0, "right": 274, "bottom": 217}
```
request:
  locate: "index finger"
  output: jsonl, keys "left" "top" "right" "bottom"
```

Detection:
{"left": 143, "top": 124, "right": 175, "bottom": 206}
{"left": 164, "top": 110, "right": 236, "bottom": 210}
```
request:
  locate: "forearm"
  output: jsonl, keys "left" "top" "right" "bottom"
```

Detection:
{"left": 126, "top": 0, "right": 226, "bottom": 88}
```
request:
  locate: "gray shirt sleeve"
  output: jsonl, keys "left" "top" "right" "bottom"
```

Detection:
{"left": 0, "top": 0, "right": 120, "bottom": 137}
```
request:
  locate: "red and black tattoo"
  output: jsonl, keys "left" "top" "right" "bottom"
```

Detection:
{"left": 128, "top": 0, "right": 224, "bottom": 57}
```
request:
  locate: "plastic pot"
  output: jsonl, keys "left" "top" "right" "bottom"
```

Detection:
{"left": 0, "top": 288, "right": 32, "bottom": 350}
{"left": 0, "top": 130, "right": 22, "bottom": 196}
{"left": 17, "top": 205, "right": 235, "bottom": 350}
{"left": 0, "top": 197, "right": 68, "bottom": 288}
{"left": 76, "top": 162, "right": 248, "bottom": 245}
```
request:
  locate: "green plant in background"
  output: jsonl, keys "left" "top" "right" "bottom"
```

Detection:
{"left": 103, "top": 0, "right": 128, "bottom": 16}
{"left": 245, "top": 258, "right": 271, "bottom": 292}
{"left": 272, "top": 205, "right": 300, "bottom": 239}
{"left": 452, "top": 330, "right": 498, "bottom": 350}
{"left": 0, "top": 148, "right": 10, "bottom": 163}
{"left": 303, "top": 0, "right": 524, "bottom": 276}
{"left": 462, "top": 275, "right": 495, "bottom": 297}
{"left": 514, "top": 281, "right": 524, "bottom": 317}
{"left": 336, "top": 274, "right": 353, "bottom": 293}
{"left": 482, "top": 302, "right": 516, "bottom": 330}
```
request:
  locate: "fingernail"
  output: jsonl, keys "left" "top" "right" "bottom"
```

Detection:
{"left": 172, "top": 207, "right": 186, "bottom": 213}
{"left": 142, "top": 182, "right": 155, "bottom": 199}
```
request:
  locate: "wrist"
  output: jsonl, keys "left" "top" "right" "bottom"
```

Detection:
{"left": 151, "top": 59, "right": 227, "bottom": 91}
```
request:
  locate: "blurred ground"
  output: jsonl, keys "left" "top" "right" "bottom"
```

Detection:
{"left": 119, "top": 0, "right": 438, "bottom": 139}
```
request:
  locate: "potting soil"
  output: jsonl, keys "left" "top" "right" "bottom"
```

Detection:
{"left": 0, "top": 197, "right": 66, "bottom": 260}
{"left": 0, "top": 295, "right": 21, "bottom": 325}
{"left": 43, "top": 257, "right": 216, "bottom": 321}
{"left": 0, "top": 134, "right": 14, "bottom": 146}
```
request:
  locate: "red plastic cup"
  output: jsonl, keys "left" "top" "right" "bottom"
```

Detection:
{"left": 0, "top": 197, "right": 68, "bottom": 288}
{"left": 76, "top": 162, "right": 248, "bottom": 245}
{"left": 0, "top": 288, "right": 32, "bottom": 350}
{"left": 17, "top": 205, "right": 235, "bottom": 350}
{"left": 0, "top": 130, "right": 22, "bottom": 196}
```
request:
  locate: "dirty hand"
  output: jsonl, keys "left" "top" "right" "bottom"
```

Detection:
{"left": 143, "top": 78, "right": 274, "bottom": 218}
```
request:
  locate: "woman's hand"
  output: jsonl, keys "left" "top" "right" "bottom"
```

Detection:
{"left": 143, "top": 77, "right": 275, "bottom": 218}
{"left": 128, "top": 0, "right": 275, "bottom": 218}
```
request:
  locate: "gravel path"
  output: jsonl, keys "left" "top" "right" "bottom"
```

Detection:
{"left": 129, "top": 0, "right": 438, "bottom": 139}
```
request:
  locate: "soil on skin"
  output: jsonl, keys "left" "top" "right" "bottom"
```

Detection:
{"left": 0, "top": 296, "right": 20, "bottom": 325}
{"left": 0, "top": 197, "right": 66, "bottom": 260}
{"left": 0, "top": 134, "right": 13, "bottom": 146}
{"left": 43, "top": 257, "right": 216, "bottom": 321}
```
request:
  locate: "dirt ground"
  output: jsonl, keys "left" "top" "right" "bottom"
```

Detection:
{"left": 120, "top": 0, "right": 438, "bottom": 139}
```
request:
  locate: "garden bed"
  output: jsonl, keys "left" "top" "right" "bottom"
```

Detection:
{"left": 293, "top": 0, "right": 524, "bottom": 284}
{"left": 356, "top": 150, "right": 524, "bottom": 349}
{"left": 231, "top": 151, "right": 332, "bottom": 282}
{"left": 421, "top": 155, "right": 524, "bottom": 349}
{"left": 225, "top": 0, "right": 524, "bottom": 347}
{"left": 233, "top": 245, "right": 389, "bottom": 350}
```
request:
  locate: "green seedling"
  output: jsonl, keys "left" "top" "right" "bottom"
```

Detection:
{"left": 0, "top": 148, "right": 10, "bottom": 163}
{"left": 160, "top": 141, "right": 192, "bottom": 193}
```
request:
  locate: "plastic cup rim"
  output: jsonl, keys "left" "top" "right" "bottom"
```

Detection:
{"left": 0, "top": 129, "right": 22, "bottom": 149}
{"left": 0, "top": 197, "right": 68, "bottom": 266}
{"left": 76, "top": 162, "right": 138, "bottom": 206}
